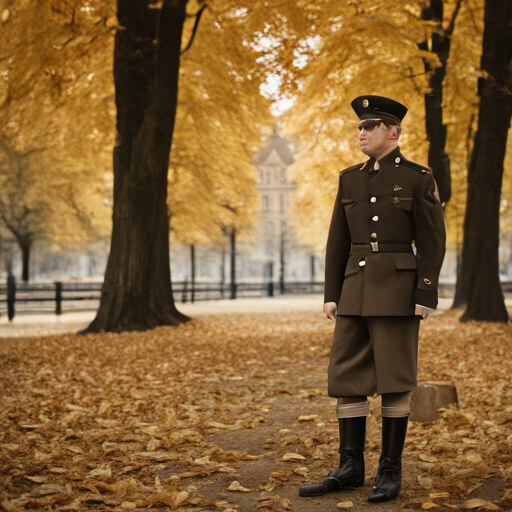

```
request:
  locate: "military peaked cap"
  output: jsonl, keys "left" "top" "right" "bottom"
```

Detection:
{"left": 351, "top": 95, "right": 408, "bottom": 124}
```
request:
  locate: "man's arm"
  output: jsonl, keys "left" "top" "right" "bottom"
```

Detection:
{"left": 324, "top": 173, "right": 352, "bottom": 318}
{"left": 412, "top": 172, "right": 446, "bottom": 309}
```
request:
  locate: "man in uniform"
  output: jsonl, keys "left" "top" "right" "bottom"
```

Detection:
{"left": 299, "top": 96, "right": 446, "bottom": 502}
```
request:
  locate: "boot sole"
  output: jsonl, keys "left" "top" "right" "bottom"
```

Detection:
{"left": 299, "top": 484, "right": 364, "bottom": 497}
{"left": 368, "top": 494, "right": 399, "bottom": 502}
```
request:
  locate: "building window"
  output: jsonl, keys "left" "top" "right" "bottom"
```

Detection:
{"left": 266, "top": 170, "right": 271, "bottom": 185}
{"left": 280, "top": 194, "right": 284, "bottom": 213}
{"left": 263, "top": 196, "right": 269, "bottom": 213}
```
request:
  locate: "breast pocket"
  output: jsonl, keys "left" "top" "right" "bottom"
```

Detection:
{"left": 385, "top": 195, "right": 413, "bottom": 212}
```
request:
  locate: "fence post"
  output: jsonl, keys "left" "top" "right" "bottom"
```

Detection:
{"left": 7, "top": 271, "right": 15, "bottom": 322}
{"left": 182, "top": 279, "right": 188, "bottom": 303}
{"left": 55, "top": 281, "right": 62, "bottom": 315}
{"left": 267, "top": 281, "right": 274, "bottom": 297}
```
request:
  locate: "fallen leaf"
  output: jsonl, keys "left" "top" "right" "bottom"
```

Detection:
{"left": 281, "top": 452, "right": 306, "bottom": 461}
{"left": 463, "top": 498, "right": 500, "bottom": 510}
{"left": 227, "top": 480, "right": 252, "bottom": 492}
{"left": 422, "top": 503, "right": 438, "bottom": 510}
{"left": 25, "top": 476, "right": 47, "bottom": 483}
{"left": 430, "top": 492, "right": 450, "bottom": 499}
{"left": 337, "top": 501, "right": 353, "bottom": 509}
{"left": 87, "top": 468, "right": 112, "bottom": 478}
{"left": 58, "top": 498, "right": 81, "bottom": 511}
{"left": 280, "top": 498, "right": 291, "bottom": 509}
{"left": 297, "top": 415, "right": 318, "bottom": 422}
{"left": 418, "top": 475, "right": 434, "bottom": 489}
{"left": 120, "top": 502, "right": 137, "bottom": 509}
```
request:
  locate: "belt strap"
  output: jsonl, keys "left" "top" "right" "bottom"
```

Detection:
{"left": 351, "top": 243, "right": 413, "bottom": 253}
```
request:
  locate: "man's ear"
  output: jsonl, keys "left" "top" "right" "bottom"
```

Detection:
{"left": 389, "top": 126, "right": 400, "bottom": 140}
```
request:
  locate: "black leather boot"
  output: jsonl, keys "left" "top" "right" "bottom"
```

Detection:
{"left": 299, "top": 416, "right": 366, "bottom": 497}
{"left": 368, "top": 415, "right": 409, "bottom": 502}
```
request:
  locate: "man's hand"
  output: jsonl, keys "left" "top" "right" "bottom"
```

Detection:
{"left": 323, "top": 302, "right": 337, "bottom": 321}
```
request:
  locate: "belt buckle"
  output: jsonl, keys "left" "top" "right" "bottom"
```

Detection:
{"left": 371, "top": 241, "right": 379, "bottom": 252}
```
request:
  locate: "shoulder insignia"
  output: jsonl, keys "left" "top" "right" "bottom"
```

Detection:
{"left": 340, "top": 161, "right": 366, "bottom": 175}
{"left": 401, "top": 158, "right": 431, "bottom": 175}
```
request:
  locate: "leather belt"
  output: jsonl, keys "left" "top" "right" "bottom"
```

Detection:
{"left": 351, "top": 242, "right": 413, "bottom": 253}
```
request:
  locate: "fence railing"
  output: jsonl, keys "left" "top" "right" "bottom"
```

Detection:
{"left": 0, "top": 279, "right": 325, "bottom": 319}
{"left": 1, "top": 279, "right": 508, "bottom": 320}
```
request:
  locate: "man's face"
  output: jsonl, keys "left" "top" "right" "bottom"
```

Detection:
{"left": 358, "top": 120, "right": 395, "bottom": 157}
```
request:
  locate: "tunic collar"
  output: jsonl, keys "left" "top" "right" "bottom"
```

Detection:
{"left": 376, "top": 145, "right": 402, "bottom": 168}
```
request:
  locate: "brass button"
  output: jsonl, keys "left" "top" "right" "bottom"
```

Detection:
{"left": 371, "top": 233, "right": 377, "bottom": 239}
{"left": 424, "top": 278, "right": 431, "bottom": 285}
{"left": 395, "top": 157, "right": 401, "bottom": 164}
{"left": 358, "top": 259, "right": 366, "bottom": 267}
{"left": 422, "top": 169, "right": 428, "bottom": 174}
{"left": 370, "top": 196, "right": 377, "bottom": 203}
{"left": 372, "top": 215, "right": 379, "bottom": 221}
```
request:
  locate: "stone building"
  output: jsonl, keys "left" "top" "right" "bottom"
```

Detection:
{"left": 169, "top": 132, "right": 318, "bottom": 285}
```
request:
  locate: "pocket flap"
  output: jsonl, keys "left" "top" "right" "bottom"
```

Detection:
{"left": 341, "top": 198, "right": 356, "bottom": 204}
{"left": 396, "top": 259, "right": 417, "bottom": 271}
{"left": 345, "top": 256, "right": 363, "bottom": 277}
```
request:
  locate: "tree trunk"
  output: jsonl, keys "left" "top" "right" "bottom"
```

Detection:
{"left": 279, "top": 225, "right": 285, "bottom": 294}
{"left": 230, "top": 228, "right": 236, "bottom": 300}
{"left": 418, "top": 0, "right": 459, "bottom": 205}
{"left": 82, "top": 0, "right": 190, "bottom": 333}
{"left": 190, "top": 244, "right": 195, "bottom": 304}
{"left": 456, "top": 0, "right": 512, "bottom": 322}
{"left": 19, "top": 239, "right": 31, "bottom": 282}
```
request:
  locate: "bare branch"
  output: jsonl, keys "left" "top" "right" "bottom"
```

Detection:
{"left": 181, "top": 4, "right": 208, "bottom": 54}
{"left": 446, "top": 0, "right": 463, "bottom": 36}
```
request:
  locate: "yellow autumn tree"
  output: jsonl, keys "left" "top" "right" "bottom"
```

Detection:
{"left": 263, "top": 0, "right": 487, "bottom": 256}
{"left": 0, "top": 0, "right": 116, "bottom": 279}
{"left": 168, "top": 1, "right": 273, "bottom": 247}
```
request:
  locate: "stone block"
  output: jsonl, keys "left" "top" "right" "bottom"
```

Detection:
{"left": 410, "top": 381, "right": 458, "bottom": 422}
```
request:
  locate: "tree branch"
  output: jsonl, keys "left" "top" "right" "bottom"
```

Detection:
{"left": 181, "top": 4, "right": 208, "bottom": 54}
{"left": 446, "top": 0, "right": 463, "bottom": 36}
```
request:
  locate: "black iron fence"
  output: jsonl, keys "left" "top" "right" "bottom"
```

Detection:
{"left": 0, "top": 279, "right": 325, "bottom": 319}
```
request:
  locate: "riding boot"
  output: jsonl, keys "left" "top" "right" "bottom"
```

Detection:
{"left": 368, "top": 415, "right": 409, "bottom": 502}
{"left": 299, "top": 416, "right": 366, "bottom": 497}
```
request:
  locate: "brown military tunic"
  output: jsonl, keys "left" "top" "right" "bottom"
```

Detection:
{"left": 325, "top": 146, "right": 446, "bottom": 396}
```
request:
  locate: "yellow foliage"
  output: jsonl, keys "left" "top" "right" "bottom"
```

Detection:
{"left": 169, "top": 2, "right": 273, "bottom": 245}
{"left": 0, "top": 0, "right": 115, "bottom": 247}
{"left": 275, "top": 0, "right": 486, "bottom": 252}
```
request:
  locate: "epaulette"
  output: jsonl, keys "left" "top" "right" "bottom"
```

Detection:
{"left": 340, "top": 161, "right": 366, "bottom": 175}
{"left": 401, "top": 158, "right": 431, "bottom": 175}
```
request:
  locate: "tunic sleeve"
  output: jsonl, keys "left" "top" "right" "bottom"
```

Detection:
{"left": 324, "top": 173, "right": 352, "bottom": 305}
{"left": 412, "top": 172, "right": 446, "bottom": 309}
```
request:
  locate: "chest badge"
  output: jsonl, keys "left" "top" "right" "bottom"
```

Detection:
{"left": 393, "top": 184, "right": 403, "bottom": 192}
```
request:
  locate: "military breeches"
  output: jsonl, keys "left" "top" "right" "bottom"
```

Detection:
{"left": 328, "top": 316, "right": 420, "bottom": 397}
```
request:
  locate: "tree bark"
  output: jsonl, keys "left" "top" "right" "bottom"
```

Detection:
{"left": 455, "top": 0, "right": 512, "bottom": 322}
{"left": 82, "top": 0, "right": 190, "bottom": 333}
{"left": 230, "top": 228, "right": 236, "bottom": 300}
{"left": 19, "top": 239, "right": 31, "bottom": 282}
{"left": 418, "top": 0, "right": 460, "bottom": 205}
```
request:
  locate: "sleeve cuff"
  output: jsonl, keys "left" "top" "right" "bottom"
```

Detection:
{"left": 415, "top": 288, "right": 438, "bottom": 309}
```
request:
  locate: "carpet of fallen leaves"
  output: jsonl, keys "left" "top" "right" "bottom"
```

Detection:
{"left": 1, "top": 309, "right": 512, "bottom": 512}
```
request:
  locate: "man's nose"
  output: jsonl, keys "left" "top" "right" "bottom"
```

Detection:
{"left": 359, "top": 130, "right": 367, "bottom": 139}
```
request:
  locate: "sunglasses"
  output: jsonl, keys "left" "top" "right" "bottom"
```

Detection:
{"left": 358, "top": 119, "right": 386, "bottom": 131}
